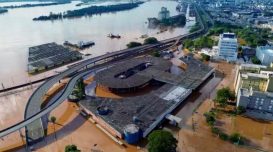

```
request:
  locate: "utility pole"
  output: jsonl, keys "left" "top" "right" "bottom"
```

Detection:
{"left": 1, "top": 83, "right": 4, "bottom": 90}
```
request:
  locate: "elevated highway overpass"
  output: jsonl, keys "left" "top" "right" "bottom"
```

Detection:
{"left": 0, "top": 3, "right": 211, "bottom": 147}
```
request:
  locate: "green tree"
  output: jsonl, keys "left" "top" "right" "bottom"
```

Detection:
{"left": 183, "top": 39, "right": 194, "bottom": 49}
{"left": 65, "top": 144, "right": 81, "bottom": 152}
{"left": 190, "top": 23, "right": 200, "bottom": 33}
{"left": 229, "top": 133, "right": 244, "bottom": 145}
{"left": 153, "top": 51, "right": 160, "bottom": 57}
{"left": 211, "top": 127, "right": 221, "bottom": 134}
{"left": 219, "top": 132, "right": 229, "bottom": 141}
{"left": 126, "top": 41, "right": 142, "bottom": 48}
{"left": 251, "top": 56, "right": 261, "bottom": 64}
{"left": 176, "top": 15, "right": 186, "bottom": 26}
{"left": 144, "top": 37, "right": 158, "bottom": 45}
{"left": 50, "top": 116, "right": 57, "bottom": 141}
{"left": 215, "top": 87, "right": 235, "bottom": 107}
{"left": 194, "top": 36, "right": 214, "bottom": 49}
{"left": 75, "top": 78, "right": 86, "bottom": 99}
{"left": 204, "top": 111, "right": 216, "bottom": 126}
{"left": 50, "top": 116, "right": 56, "bottom": 123}
{"left": 148, "top": 130, "right": 178, "bottom": 152}
{"left": 238, "top": 46, "right": 242, "bottom": 53}
{"left": 201, "top": 53, "right": 210, "bottom": 61}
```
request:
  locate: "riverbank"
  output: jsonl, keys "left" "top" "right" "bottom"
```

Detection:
{"left": 2, "top": 1, "right": 70, "bottom": 9}
{"left": 33, "top": 2, "right": 144, "bottom": 21}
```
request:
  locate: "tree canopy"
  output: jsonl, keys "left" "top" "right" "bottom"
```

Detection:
{"left": 148, "top": 130, "right": 178, "bottom": 152}
{"left": 204, "top": 111, "right": 216, "bottom": 126}
{"left": 201, "top": 53, "right": 210, "bottom": 61}
{"left": 208, "top": 22, "right": 271, "bottom": 47}
{"left": 65, "top": 144, "right": 81, "bottom": 152}
{"left": 215, "top": 87, "right": 235, "bottom": 107}
{"left": 72, "top": 78, "right": 86, "bottom": 100}
{"left": 183, "top": 39, "right": 194, "bottom": 49}
{"left": 194, "top": 36, "right": 214, "bottom": 49}
{"left": 229, "top": 133, "right": 244, "bottom": 145}
{"left": 160, "top": 15, "right": 186, "bottom": 27}
{"left": 126, "top": 41, "right": 142, "bottom": 48}
{"left": 144, "top": 37, "right": 158, "bottom": 45}
{"left": 33, "top": 2, "right": 144, "bottom": 21}
{"left": 183, "top": 36, "right": 214, "bottom": 50}
{"left": 50, "top": 116, "right": 56, "bottom": 123}
{"left": 251, "top": 56, "right": 261, "bottom": 64}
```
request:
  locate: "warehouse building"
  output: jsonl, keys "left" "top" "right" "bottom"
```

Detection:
{"left": 28, "top": 42, "right": 82, "bottom": 74}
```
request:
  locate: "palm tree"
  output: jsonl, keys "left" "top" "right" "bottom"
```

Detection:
{"left": 50, "top": 116, "right": 57, "bottom": 141}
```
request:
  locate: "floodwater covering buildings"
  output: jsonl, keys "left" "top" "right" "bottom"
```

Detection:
{"left": 79, "top": 56, "right": 215, "bottom": 144}
{"left": 28, "top": 42, "right": 82, "bottom": 74}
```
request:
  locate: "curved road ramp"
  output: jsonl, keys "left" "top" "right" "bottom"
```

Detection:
{"left": 0, "top": 3, "right": 211, "bottom": 149}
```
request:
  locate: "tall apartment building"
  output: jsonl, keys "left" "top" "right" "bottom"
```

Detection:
{"left": 217, "top": 33, "right": 238, "bottom": 61}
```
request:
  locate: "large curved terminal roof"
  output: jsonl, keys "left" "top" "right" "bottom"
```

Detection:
{"left": 94, "top": 57, "right": 172, "bottom": 89}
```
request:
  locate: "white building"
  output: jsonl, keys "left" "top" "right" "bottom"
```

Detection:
{"left": 217, "top": 33, "right": 238, "bottom": 61}
{"left": 200, "top": 46, "right": 219, "bottom": 57}
{"left": 256, "top": 45, "right": 273, "bottom": 66}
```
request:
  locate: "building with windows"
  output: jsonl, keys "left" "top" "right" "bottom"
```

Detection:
{"left": 235, "top": 64, "right": 273, "bottom": 120}
{"left": 256, "top": 45, "right": 273, "bottom": 66}
{"left": 217, "top": 33, "right": 238, "bottom": 61}
{"left": 237, "top": 88, "right": 273, "bottom": 120}
{"left": 234, "top": 64, "right": 273, "bottom": 94}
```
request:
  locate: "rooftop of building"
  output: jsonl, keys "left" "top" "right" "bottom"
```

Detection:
{"left": 28, "top": 42, "right": 82, "bottom": 71}
{"left": 80, "top": 84, "right": 191, "bottom": 137}
{"left": 257, "top": 45, "right": 273, "bottom": 55}
{"left": 94, "top": 57, "right": 173, "bottom": 89}
{"left": 240, "top": 64, "right": 267, "bottom": 70}
{"left": 220, "top": 33, "right": 237, "bottom": 41}
{"left": 80, "top": 55, "right": 215, "bottom": 138}
{"left": 240, "top": 88, "right": 273, "bottom": 97}
{"left": 241, "top": 73, "right": 269, "bottom": 79}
